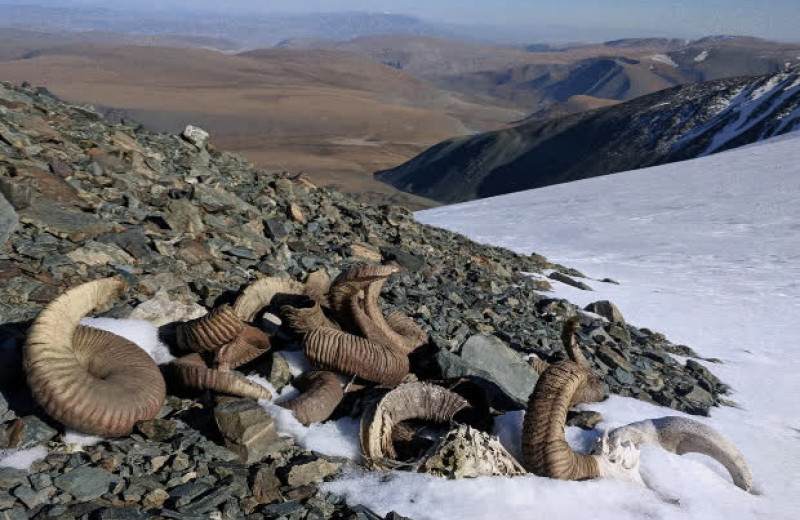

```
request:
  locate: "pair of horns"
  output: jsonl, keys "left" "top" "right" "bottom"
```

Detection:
{"left": 521, "top": 318, "right": 752, "bottom": 492}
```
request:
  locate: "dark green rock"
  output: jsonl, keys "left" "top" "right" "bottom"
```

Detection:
{"left": 53, "top": 466, "right": 118, "bottom": 501}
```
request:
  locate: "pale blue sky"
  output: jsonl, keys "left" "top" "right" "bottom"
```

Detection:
{"left": 5, "top": 0, "right": 800, "bottom": 40}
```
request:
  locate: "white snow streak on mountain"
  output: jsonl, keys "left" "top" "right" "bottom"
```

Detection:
{"left": 323, "top": 132, "right": 800, "bottom": 519}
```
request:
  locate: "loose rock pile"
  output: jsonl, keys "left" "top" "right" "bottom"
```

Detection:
{"left": 0, "top": 81, "right": 736, "bottom": 518}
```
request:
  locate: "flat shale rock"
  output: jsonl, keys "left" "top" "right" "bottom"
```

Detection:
{"left": 214, "top": 399, "right": 279, "bottom": 466}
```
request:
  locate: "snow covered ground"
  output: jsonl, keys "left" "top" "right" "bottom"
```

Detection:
{"left": 323, "top": 132, "right": 800, "bottom": 518}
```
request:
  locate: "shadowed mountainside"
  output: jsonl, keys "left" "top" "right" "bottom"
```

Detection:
{"left": 377, "top": 71, "right": 800, "bottom": 203}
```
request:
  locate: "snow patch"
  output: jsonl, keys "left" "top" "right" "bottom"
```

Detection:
{"left": 247, "top": 374, "right": 361, "bottom": 460}
{"left": 651, "top": 54, "right": 678, "bottom": 68}
{"left": 62, "top": 430, "right": 103, "bottom": 450}
{"left": 693, "top": 50, "right": 709, "bottom": 63}
{"left": 0, "top": 447, "right": 48, "bottom": 470}
{"left": 412, "top": 132, "right": 800, "bottom": 519}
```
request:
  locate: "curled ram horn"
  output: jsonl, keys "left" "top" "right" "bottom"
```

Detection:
{"left": 172, "top": 353, "right": 272, "bottom": 400}
{"left": 596, "top": 416, "right": 753, "bottom": 492}
{"left": 215, "top": 326, "right": 272, "bottom": 370}
{"left": 522, "top": 361, "right": 604, "bottom": 480}
{"left": 24, "top": 277, "right": 166, "bottom": 437}
{"left": 303, "top": 327, "right": 409, "bottom": 385}
{"left": 233, "top": 276, "right": 306, "bottom": 322}
{"left": 176, "top": 304, "right": 246, "bottom": 353}
{"left": 278, "top": 370, "right": 344, "bottom": 425}
{"left": 329, "top": 264, "right": 422, "bottom": 354}
{"left": 359, "top": 381, "right": 470, "bottom": 470}
{"left": 280, "top": 299, "right": 340, "bottom": 336}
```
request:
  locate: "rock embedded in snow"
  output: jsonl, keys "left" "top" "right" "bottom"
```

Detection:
{"left": 548, "top": 271, "right": 593, "bottom": 290}
{"left": 585, "top": 300, "right": 626, "bottom": 325}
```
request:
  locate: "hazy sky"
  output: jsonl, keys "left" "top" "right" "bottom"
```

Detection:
{"left": 7, "top": 0, "right": 800, "bottom": 40}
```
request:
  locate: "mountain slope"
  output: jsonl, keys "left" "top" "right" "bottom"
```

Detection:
{"left": 384, "top": 130, "right": 800, "bottom": 520}
{"left": 376, "top": 71, "right": 800, "bottom": 203}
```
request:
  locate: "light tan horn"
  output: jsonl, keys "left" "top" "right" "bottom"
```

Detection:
{"left": 233, "top": 277, "right": 306, "bottom": 322}
{"left": 604, "top": 417, "right": 753, "bottom": 492}
{"left": 24, "top": 277, "right": 166, "bottom": 437}
{"left": 359, "top": 382, "right": 470, "bottom": 469}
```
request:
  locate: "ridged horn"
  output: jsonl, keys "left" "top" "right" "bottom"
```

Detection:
{"left": 521, "top": 361, "right": 601, "bottom": 480}
{"left": 359, "top": 382, "right": 470, "bottom": 469}
{"left": 176, "top": 304, "right": 245, "bottom": 353}
{"left": 280, "top": 300, "right": 340, "bottom": 336}
{"left": 173, "top": 353, "right": 272, "bottom": 400}
{"left": 215, "top": 326, "right": 272, "bottom": 370}
{"left": 303, "top": 327, "right": 409, "bottom": 385}
{"left": 278, "top": 370, "right": 344, "bottom": 425}
{"left": 561, "top": 317, "right": 606, "bottom": 404}
{"left": 385, "top": 311, "right": 429, "bottom": 352}
{"left": 24, "top": 278, "right": 166, "bottom": 437}
{"left": 603, "top": 417, "right": 753, "bottom": 492}
{"left": 233, "top": 277, "right": 306, "bottom": 322}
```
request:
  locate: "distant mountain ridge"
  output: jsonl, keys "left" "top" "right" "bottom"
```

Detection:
{"left": 376, "top": 71, "right": 800, "bottom": 203}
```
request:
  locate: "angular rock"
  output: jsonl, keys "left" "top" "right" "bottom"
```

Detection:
{"left": 214, "top": 399, "right": 279, "bottom": 465}
{"left": 0, "top": 491, "right": 15, "bottom": 510}
{"left": 548, "top": 272, "right": 593, "bottom": 291}
{"left": 0, "top": 507, "right": 26, "bottom": 520}
{"left": 584, "top": 300, "right": 626, "bottom": 325}
{"left": 251, "top": 463, "right": 281, "bottom": 504}
{"left": 53, "top": 466, "right": 118, "bottom": 501}
{"left": 0, "top": 469, "right": 27, "bottom": 491}
{"left": 165, "top": 199, "right": 205, "bottom": 234}
{"left": 435, "top": 335, "right": 539, "bottom": 410}
{"left": 0, "top": 193, "right": 18, "bottom": 249}
{"left": 566, "top": 410, "right": 603, "bottom": 429}
{"left": 135, "top": 419, "right": 177, "bottom": 442}
{"left": 281, "top": 457, "right": 341, "bottom": 487}
{"left": 128, "top": 290, "right": 207, "bottom": 327}
{"left": 182, "top": 125, "right": 209, "bottom": 149}
{"left": 11, "top": 484, "right": 52, "bottom": 509}
{"left": 380, "top": 247, "right": 425, "bottom": 272}
{"left": 5, "top": 416, "right": 57, "bottom": 449}
{"left": 66, "top": 241, "right": 134, "bottom": 267}
{"left": 18, "top": 204, "right": 111, "bottom": 241}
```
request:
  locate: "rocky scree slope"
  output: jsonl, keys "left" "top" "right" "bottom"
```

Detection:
{"left": 0, "top": 82, "right": 731, "bottom": 519}
{"left": 377, "top": 70, "right": 800, "bottom": 203}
